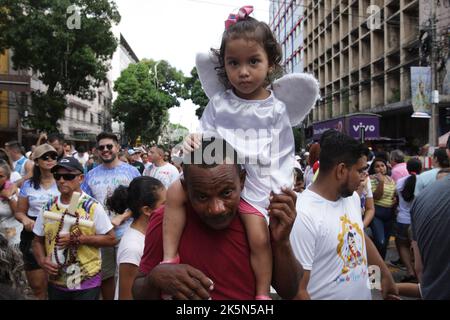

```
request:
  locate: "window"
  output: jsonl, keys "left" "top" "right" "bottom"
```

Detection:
{"left": 98, "top": 113, "right": 102, "bottom": 126}
{"left": 83, "top": 110, "right": 86, "bottom": 122}
{"left": 90, "top": 113, "right": 94, "bottom": 124}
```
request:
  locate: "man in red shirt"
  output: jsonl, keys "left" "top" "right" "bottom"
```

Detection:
{"left": 132, "top": 138, "right": 302, "bottom": 300}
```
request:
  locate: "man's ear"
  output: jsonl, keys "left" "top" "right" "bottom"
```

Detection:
{"left": 336, "top": 163, "right": 347, "bottom": 181}
{"left": 239, "top": 166, "right": 246, "bottom": 190}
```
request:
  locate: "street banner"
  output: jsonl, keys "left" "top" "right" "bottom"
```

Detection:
{"left": 411, "top": 67, "right": 432, "bottom": 117}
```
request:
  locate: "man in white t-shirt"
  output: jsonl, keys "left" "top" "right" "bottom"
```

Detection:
{"left": 143, "top": 146, "right": 179, "bottom": 189}
{"left": 73, "top": 146, "right": 89, "bottom": 168}
{"left": 290, "top": 130, "right": 398, "bottom": 300}
{"left": 32, "top": 157, "right": 116, "bottom": 300}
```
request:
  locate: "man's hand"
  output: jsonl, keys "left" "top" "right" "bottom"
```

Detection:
{"left": 381, "top": 273, "right": 400, "bottom": 300}
{"left": 182, "top": 133, "right": 202, "bottom": 154}
{"left": 22, "top": 217, "right": 35, "bottom": 232}
{"left": 56, "top": 233, "right": 71, "bottom": 248}
{"left": 268, "top": 187, "right": 297, "bottom": 244}
{"left": 40, "top": 256, "right": 59, "bottom": 276}
{"left": 149, "top": 264, "right": 214, "bottom": 300}
{"left": 111, "top": 215, "right": 125, "bottom": 227}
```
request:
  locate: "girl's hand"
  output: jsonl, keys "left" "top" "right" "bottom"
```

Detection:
{"left": 182, "top": 133, "right": 202, "bottom": 154}
{"left": 376, "top": 173, "right": 384, "bottom": 182}
{"left": 0, "top": 182, "right": 17, "bottom": 199}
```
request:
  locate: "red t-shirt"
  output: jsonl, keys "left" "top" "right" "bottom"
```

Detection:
{"left": 139, "top": 201, "right": 256, "bottom": 300}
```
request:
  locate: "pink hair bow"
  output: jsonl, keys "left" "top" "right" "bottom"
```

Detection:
{"left": 225, "top": 5, "right": 254, "bottom": 30}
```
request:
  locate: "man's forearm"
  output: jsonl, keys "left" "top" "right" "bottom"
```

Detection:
{"left": 272, "top": 241, "right": 303, "bottom": 300}
{"left": 80, "top": 233, "right": 117, "bottom": 248}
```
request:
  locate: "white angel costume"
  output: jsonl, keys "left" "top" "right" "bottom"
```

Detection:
{"left": 195, "top": 53, "right": 319, "bottom": 220}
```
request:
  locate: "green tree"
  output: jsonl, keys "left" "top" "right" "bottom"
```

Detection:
{"left": 0, "top": 0, "right": 120, "bottom": 132}
{"left": 185, "top": 67, "right": 209, "bottom": 118}
{"left": 293, "top": 127, "right": 305, "bottom": 152}
{"left": 112, "top": 59, "right": 187, "bottom": 144}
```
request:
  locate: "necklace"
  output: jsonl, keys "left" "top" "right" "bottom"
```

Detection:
{"left": 53, "top": 209, "right": 80, "bottom": 269}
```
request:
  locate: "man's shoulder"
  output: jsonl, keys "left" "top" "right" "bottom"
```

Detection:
{"left": 148, "top": 205, "right": 165, "bottom": 227}
{"left": 297, "top": 189, "right": 324, "bottom": 212}
{"left": 120, "top": 162, "right": 141, "bottom": 175}
{"left": 416, "top": 175, "right": 450, "bottom": 202}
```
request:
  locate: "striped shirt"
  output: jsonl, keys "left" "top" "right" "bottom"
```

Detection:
{"left": 370, "top": 176, "right": 396, "bottom": 208}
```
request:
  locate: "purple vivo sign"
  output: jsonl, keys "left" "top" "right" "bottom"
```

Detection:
{"left": 348, "top": 116, "right": 379, "bottom": 140}
{"left": 313, "top": 114, "right": 380, "bottom": 140}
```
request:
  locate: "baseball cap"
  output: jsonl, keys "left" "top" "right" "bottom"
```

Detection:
{"left": 51, "top": 157, "right": 84, "bottom": 174}
{"left": 32, "top": 144, "right": 57, "bottom": 160}
{"left": 128, "top": 149, "right": 136, "bottom": 156}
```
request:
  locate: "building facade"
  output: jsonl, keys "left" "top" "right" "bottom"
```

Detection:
{"left": 301, "top": 0, "right": 449, "bottom": 152}
{"left": 270, "top": 0, "right": 306, "bottom": 74}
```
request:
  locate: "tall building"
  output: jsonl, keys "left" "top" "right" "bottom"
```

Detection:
{"left": 300, "top": 0, "right": 450, "bottom": 152}
{"left": 270, "top": 0, "right": 306, "bottom": 74}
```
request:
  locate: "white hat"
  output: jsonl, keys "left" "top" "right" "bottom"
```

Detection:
{"left": 295, "top": 155, "right": 301, "bottom": 161}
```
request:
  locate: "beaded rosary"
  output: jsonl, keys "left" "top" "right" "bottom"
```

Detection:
{"left": 53, "top": 209, "right": 81, "bottom": 268}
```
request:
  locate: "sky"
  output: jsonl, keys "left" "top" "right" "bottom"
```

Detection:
{"left": 114, "top": 0, "right": 270, "bottom": 132}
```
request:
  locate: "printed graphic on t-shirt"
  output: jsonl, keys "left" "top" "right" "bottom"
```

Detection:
{"left": 335, "top": 214, "right": 367, "bottom": 282}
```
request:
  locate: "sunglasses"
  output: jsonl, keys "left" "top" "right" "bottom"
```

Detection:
{"left": 98, "top": 144, "right": 114, "bottom": 151}
{"left": 40, "top": 153, "right": 57, "bottom": 161}
{"left": 53, "top": 173, "right": 81, "bottom": 181}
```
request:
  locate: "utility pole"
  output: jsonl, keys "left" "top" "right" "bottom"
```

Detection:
{"left": 429, "top": 0, "right": 439, "bottom": 147}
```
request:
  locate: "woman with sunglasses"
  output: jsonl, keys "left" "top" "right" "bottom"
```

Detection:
{"left": 14, "top": 144, "right": 60, "bottom": 299}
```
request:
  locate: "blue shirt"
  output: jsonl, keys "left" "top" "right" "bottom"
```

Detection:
{"left": 414, "top": 168, "right": 439, "bottom": 197}
{"left": 82, "top": 162, "right": 140, "bottom": 238}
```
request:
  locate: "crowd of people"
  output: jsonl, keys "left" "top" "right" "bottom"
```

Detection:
{"left": 0, "top": 6, "right": 448, "bottom": 301}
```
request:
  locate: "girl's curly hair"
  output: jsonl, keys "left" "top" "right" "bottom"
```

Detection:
{"left": 212, "top": 16, "right": 284, "bottom": 89}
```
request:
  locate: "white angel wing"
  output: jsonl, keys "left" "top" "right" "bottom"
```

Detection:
{"left": 195, "top": 52, "right": 225, "bottom": 98}
{"left": 195, "top": 52, "right": 320, "bottom": 127}
{"left": 272, "top": 73, "right": 320, "bottom": 127}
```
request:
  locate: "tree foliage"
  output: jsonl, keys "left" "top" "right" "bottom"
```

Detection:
{"left": 0, "top": 0, "right": 120, "bottom": 132}
{"left": 293, "top": 127, "right": 305, "bottom": 152}
{"left": 185, "top": 67, "right": 209, "bottom": 118}
{"left": 112, "top": 59, "right": 187, "bottom": 144}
